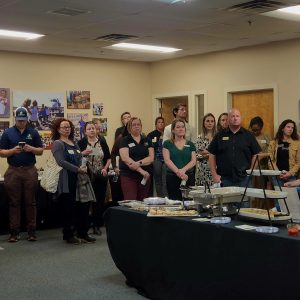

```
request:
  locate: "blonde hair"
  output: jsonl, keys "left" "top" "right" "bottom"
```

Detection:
{"left": 127, "top": 117, "right": 142, "bottom": 134}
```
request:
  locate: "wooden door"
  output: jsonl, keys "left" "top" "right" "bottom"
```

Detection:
{"left": 232, "top": 90, "right": 274, "bottom": 138}
{"left": 159, "top": 96, "right": 188, "bottom": 126}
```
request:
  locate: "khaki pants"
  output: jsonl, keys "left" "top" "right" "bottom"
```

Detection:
{"left": 4, "top": 165, "right": 38, "bottom": 232}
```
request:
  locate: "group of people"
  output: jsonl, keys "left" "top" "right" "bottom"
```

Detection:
{"left": 2, "top": 103, "right": 300, "bottom": 244}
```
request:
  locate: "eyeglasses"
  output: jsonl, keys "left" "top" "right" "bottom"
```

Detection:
{"left": 60, "top": 126, "right": 71, "bottom": 129}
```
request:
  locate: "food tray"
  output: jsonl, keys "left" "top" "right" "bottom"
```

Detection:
{"left": 246, "top": 169, "right": 281, "bottom": 176}
{"left": 147, "top": 208, "right": 198, "bottom": 217}
{"left": 190, "top": 187, "right": 242, "bottom": 204}
{"left": 256, "top": 226, "right": 279, "bottom": 234}
{"left": 243, "top": 188, "right": 288, "bottom": 199}
{"left": 238, "top": 208, "right": 291, "bottom": 222}
{"left": 143, "top": 197, "right": 166, "bottom": 205}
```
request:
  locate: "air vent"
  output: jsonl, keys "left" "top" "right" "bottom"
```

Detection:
{"left": 48, "top": 7, "right": 89, "bottom": 17}
{"left": 95, "top": 34, "right": 138, "bottom": 42}
{"left": 226, "top": 0, "right": 288, "bottom": 13}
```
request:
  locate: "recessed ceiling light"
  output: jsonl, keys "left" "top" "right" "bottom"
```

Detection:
{"left": 111, "top": 43, "right": 181, "bottom": 53}
{"left": 0, "top": 29, "right": 44, "bottom": 40}
{"left": 278, "top": 5, "right": 300, "bottom": 15}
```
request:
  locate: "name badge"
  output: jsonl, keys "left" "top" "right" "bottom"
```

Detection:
{"left": 128, "top": 143, "right": 135, "bottom": 148}
{"left": 222, "top": 137, "right": 229, "bottom": 141}
{"left": 68, "top": 150, "right": 75, "bottom": 154}
{"left": 76, "top": 150, "right": 81, "bottom": 154}
{"left": 152, "top": 137, "right": 157, "bottom": 143}
{"left": 184, "top": 144, "right": 190, "bottom": 147}
{"left": 260, "top": 140, "right": 267, "bottom": 144}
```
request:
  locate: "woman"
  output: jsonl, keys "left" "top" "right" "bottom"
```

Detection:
{"left": 249, "top": 116, "right": 272, "bottom": 208}
{"left": 29, "top": 100, "right": 40, "bottom": 129}
{"left": 216, "top": 112, "right": 228, "bottom": 131}
{"left": 51, "top": 118, "right": 96, "bottom": 244}
{"left": 195, "top": 113, "right": 216, "bottom": 186}
{"left": 249, "top": 116, "right": 271, "bottom": 169}
{"left": 268, "top": 119, "right": 300, "bottom": 184}
{"left": 119, "top": 117, "right": 154, "bottom": 200}
{"left": 78, "top": 122, "right": 111, "bottom": 235}
{"left": 163, "top": 119, "right": 196, "bottom": 200}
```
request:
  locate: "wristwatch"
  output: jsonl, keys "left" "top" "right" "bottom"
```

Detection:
{"left": 139, "top": 161, "right": 143, "bottom": 165}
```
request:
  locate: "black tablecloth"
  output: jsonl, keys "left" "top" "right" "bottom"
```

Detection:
{"left": 104, "top": 206, "right": 300, "bottom": 300}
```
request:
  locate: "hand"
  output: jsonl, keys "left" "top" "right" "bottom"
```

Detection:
{"left": 141, "top": 170, "right": 150, "bottom": 181}
{"left": 201, "top": 149, "right": 209, "bottom": 159}
{"left": 280, "top": 171, "right": 291, "bottom": 181}
{"left": 13, "top": 145, "right": 23, "bottom": 154}
{"left": 114, "top": 167, "right": 120, "bottom": 175}
{"left": 23, "top": 144, "right": 34, "bottom": 153}
{"left": 176, "top": 169, "right": 186, "bottom": 179}
{"left": 78, "top": 166, "right": 87, "bottom": 174}
{"left": 82, "top": 149, "right": 93, "bottom": 156}
{"left": 101, "top": 169, "right": 108, "bottom": 176}
{"left": 212, "top": 174, "right": 221, "bottom": 184}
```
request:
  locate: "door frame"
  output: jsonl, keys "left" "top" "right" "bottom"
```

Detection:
{"left": 225, "top": 84, "right": 278, "bottom": 129}
{"left": 152, "top": 90, "right": 207, "bottom": 137}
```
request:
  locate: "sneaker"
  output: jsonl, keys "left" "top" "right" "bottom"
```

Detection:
{"left": 66, "top": 236, "right": 80, "bottom": 245}
{"left": 80, "top": 235, "right": 96, "bottom": 243}
{"left": 8, "top": 234, "right": 20, "bottom": 243}
{"left": 93, "top": 227, "right": 102, "bottom": 236}
{"left": 27, "top": 232, "right": 37, "bottom": 242}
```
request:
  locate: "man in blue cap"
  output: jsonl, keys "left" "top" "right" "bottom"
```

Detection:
{"left": 0, "top": 107, "right": 43, "bottom": 242}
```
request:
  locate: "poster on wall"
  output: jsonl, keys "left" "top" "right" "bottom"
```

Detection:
{"left": 93, "top": 103, "right": 103, "bottom": 116}
{"left": 0, "top": 121, "right": 10, "bottom": 139}
{"left": 93, "top": 117, "right": 107, "bottom": 136}
{"left": 0, "top": 88, "right": 10, "bottom": 118}
{"left": 67, "top": 113, "right": 89, "bottom": 141}
{"left": 13, "top": 90, "right": 65, "bottom": 130}
{"left": 39, "top": 131, "right": 53, "bottom": 150}
{"left": 67, "top": 90, "right": 90, "bottom": 109}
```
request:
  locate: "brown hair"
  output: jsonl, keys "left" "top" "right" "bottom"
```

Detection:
{"left": 202, "top": 113, "right": 216, "bottom": 137}
{"left": 51, "top": 118, "right": 75, "bottom": 141}
{"left": 275, "top": 119, "right": 299, "bottom": 141}
{"left": 217, "top": 112, "right": 228, "bottom": 131}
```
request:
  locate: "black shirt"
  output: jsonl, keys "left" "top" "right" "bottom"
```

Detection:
{"left": 276, "top": 141, "right": 290, "bottom": 171}
{"left": 147, "top": 129, "right": 164, "bottom": 161}
{"left": 119, "top": 134, "right": 153, "bottom": 177}
{"left": 208, "top": 127, "right": 261, "bottom": 181}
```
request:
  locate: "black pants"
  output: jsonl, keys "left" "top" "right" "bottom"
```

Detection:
{"left": 166, "top": 172, "right": 195, "bottom": 200}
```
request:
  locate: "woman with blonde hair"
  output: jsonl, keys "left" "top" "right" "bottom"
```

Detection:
{"left": 163, "top": 119, "right": 196, "bottom": 200}
{"left": 119, "top": 117, "right": 154, "bottom": 200}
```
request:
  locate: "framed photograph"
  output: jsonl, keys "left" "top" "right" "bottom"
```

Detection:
{"left": 0, "top": 88, "right": 10, "bottom": 118}
{"left": 67, "top": 91, "right": 90, "bottom": 109}
{"left": 93, "top": 117, "right": 107, "bottom": 136}
{"left": 13, "top": 90, "right": 65, "bottom": 130}
{"left": 93, "top": 103, "right": 103, "bottom": 116}
{"left": 0, "top": 121, "right": 9, "bottom": 139}
{"left": 39, "top": 131, "right": 53, "bottom": 150}
{"left": 67, "top": 113, "right": 89, "bottom": 141}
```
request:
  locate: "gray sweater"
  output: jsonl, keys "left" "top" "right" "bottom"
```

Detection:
{"left": 52, "top": 140, "right": 79, "bottom": 196}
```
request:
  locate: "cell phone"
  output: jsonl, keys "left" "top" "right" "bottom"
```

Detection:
{"left": 18, "top": 142, "right": 25, "bottom": 148}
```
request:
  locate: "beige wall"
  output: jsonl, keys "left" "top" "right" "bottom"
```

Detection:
{"left": 150, "top": 38, "right": 300, "bottom": 131}
{"left": 0, "top": 51, "right": 152, "bottom": 175}
{"left": 2, "top": 38, "right": 300, "bottom": 174}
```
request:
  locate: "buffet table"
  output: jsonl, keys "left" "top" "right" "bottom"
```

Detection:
{"left": 105, "top": 206, "right": 300, "bottom": 300}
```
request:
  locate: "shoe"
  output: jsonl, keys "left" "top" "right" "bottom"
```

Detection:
{"left": 66, "top": 236, "right": 80, "bottom": 245}
{"left": 8, "top": 234, "right": 20, "bottom": 243}
{"left": 93, "top": 227, "right": 102, "bottom": 236}
{"left": 80, "top": 235, "right": 96, "bottom": 243}
{"left": 27, "top": 232, "right": 37, "bottom": 242}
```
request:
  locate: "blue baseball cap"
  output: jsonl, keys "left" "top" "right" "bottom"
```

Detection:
{"left": 15, "top": 107, "right": 28, "bottom": 121}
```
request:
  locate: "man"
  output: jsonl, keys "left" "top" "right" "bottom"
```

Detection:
{"left": 208, "top": 108, "right": 261, "bottom": 187}
{"left": 162, "top": 103, "right": 196, "bottom": 142}
{"left": 114, "top": 111, "right": 131, "bottom": 140}
{"left": 147, "top": 117, "right": 167, "bottom": 197}
{"left": 0, "top": 107, "right": 43, "bottom": 242}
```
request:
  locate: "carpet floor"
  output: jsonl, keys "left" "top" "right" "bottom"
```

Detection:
{"left": 0, "top": 228, "right": 145, "bottom": 300}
